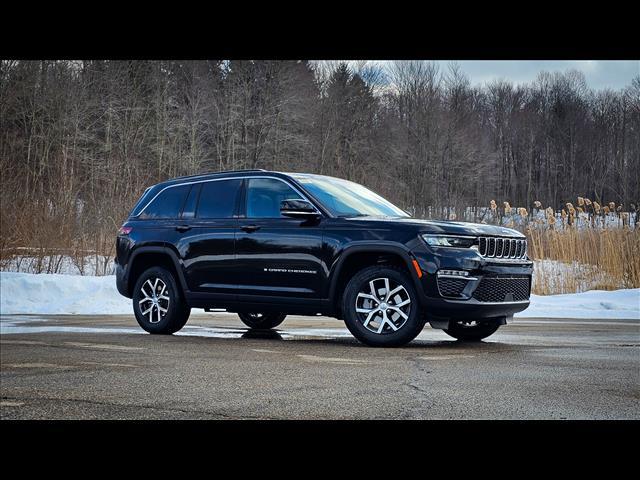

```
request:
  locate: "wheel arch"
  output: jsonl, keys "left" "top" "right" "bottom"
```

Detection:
{"left": 328, "top": 242, "right": 424, "bottom": 315}
{"left": 126, "top": 246, "right": 189, "bottom": 298}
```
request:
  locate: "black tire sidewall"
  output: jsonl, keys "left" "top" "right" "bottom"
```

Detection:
{"left": 342, "top": 266, "right": 425, "bottom": 347}
{"left": 133, "top": 266, "right": 190, "bottom": 334}
{"left": 238, "top": 312, "right": 286, "bottom": 329}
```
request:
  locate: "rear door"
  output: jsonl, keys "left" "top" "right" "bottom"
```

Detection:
{"left": 171, "top": 179, "right": 242, "bottom": 295}
{"left": 234, "top": 177, "right": 326, "bottom": 302}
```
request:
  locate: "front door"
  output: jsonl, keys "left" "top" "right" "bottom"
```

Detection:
{"left": 234, "top": 177, "right": 326, "bottom": 302}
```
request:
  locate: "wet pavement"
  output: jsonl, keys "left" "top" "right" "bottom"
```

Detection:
{"left": 1, "top": 313, "right": 639, "bottom": 419}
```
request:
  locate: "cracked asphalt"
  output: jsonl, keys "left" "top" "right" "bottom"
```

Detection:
{"left": 1, "top": 313, "right": 639, "bottom": 419}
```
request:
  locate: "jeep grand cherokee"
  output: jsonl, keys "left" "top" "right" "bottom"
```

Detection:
{"left": 115, "top": 169, "right": 533, "bottom": 347}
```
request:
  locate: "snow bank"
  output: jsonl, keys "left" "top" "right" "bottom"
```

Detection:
{"left": 516, "top": 289, "right": 639, "bottom": 320}
{"left": 0, "top": 272, "right": 130, "bottom": 315}
{"left": 1, "top": 271, "right": 638, "bottom": 319}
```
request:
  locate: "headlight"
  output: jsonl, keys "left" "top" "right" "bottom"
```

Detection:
{"left": 421, "top": 234, "right": 476, "bottom": 248}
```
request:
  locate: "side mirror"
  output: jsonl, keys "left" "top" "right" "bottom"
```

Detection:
{"left": 280, "top": 199, "right": 321, "bottom": 219}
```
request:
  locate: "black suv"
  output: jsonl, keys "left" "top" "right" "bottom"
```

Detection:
{"left": 115, "top": 169, "right": 533, "bottom": 347}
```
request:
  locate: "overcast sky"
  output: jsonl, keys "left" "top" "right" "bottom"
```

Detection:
{"left": 352, "top": 60, "right": 639, "bottom": 90}
{"left": 441, "top": 61, "right": 638, "bottom": 89}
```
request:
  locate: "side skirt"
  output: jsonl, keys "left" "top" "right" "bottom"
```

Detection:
{"left": 184, "top": 291, "right": 335, "bottom": 317}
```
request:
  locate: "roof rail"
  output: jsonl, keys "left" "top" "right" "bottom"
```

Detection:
{"left": 167, "top": 169, "right": 269, "bottom": 182}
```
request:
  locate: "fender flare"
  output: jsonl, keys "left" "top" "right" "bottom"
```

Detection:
{"left": 126, "top": 245, "right": 189, "bottom": 296}
{"left": 328, "top": 242, "right": 424, "bottom": 306}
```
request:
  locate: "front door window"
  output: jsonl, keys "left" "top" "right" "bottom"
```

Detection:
{"left": 246, "top": 178, "right": 303, "bottom": 218}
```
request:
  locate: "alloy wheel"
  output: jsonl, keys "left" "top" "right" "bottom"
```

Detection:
{"left": 138, "top": 277, "right": 170, "bottom": 324}
{"left": 354, "top": 277, "right": 411, "bottom": 334}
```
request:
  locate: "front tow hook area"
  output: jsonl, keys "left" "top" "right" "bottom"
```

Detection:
{"left": 429, "top": 316, "right": 510, "bottom": 330}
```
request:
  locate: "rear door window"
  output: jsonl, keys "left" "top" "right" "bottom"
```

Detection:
{"left": 138, "top": 185, "right": 190, "bottom": 219}
{"left": 196, "top": 179, "right": 242, "bottom": 219}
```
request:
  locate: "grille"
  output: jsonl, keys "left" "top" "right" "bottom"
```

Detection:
{"left": 472, "top": 276, "right": 531, "bottom": 302}
{"left": 478, "top": 237, "right": 527, "bottom": 259}
{"left": 437, "top": 277, "right": 468, "bottom": 298}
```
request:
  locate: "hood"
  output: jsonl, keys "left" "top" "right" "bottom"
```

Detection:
{"left": 343, "top": 216, "right": 526, "bottom": 238}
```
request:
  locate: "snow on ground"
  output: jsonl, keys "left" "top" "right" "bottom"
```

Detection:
{"left": 516, "top": 290, "right": 639, "bottom": 320}
{"left": 0, "top": 272, "right": 130, "bottom": 315}
{"left": 1, "top": 271, "right": 638, "bottom": 319}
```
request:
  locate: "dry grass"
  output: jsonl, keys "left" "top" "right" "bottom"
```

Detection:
{"left": 526, "top": 227, "right": 640, "bottom": 295}
{"left": 478, "top": 196, "right": 640, "bottom": 294}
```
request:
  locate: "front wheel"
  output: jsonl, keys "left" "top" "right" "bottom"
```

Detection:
{"left": 238, "top": 312, "right": 286, "bottom": 329}
{"left": 342, "top": 265, "right": 426, "bottom": 347}
{"left": 443, "top": 320, "right": 500, "bottom": 341}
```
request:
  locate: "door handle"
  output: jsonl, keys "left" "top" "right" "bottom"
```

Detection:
{"left": 175, "top": 225, "right": 192, "bottom": 232}
{"left": 241, "top": 224, "right": 261, "bottom": 233}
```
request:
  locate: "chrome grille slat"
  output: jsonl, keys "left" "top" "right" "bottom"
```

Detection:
{"left": 488, "top": 238, "right": 496, "bottom": 257}
{"left": 479, "top": 237, "right": 487, "bottom": 256}
{"left": 479, "top": 236, "right": 527, "bottom": 260}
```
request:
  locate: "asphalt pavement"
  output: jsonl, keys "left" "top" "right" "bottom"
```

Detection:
{"left": 1, "top": 313, "right": 638, "bottom": 419}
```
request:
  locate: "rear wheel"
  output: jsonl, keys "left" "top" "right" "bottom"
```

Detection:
{"left": 133, "top": 267, "right": 190, "bottom": 334}
{"left": 443, "top": 320, "right": 500, "bottom": 341}
{"left": 342, "top": 265, "right": 426, "bottom": 347}
{"left": 238, "top": 312, "right": 286, "bottom": 329}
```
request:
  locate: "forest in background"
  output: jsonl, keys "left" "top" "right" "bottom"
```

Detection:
{"left": 1, "top": 60, "right": 638, "bottom": 265}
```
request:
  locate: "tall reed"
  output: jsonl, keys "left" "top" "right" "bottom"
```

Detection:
{"left": 526, "top": 227, "right": 640, "bottom": 295}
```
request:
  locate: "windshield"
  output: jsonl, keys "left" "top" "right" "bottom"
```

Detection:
{"left": 291, "top": 174, "right": 410, "bottom": 218}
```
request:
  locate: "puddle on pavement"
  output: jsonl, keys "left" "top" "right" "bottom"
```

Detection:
{"left": 0, "top": 315, "right": 356, "bottom": 342}
{"left": 2, "top": 315, "right": 636, "bottom": 348}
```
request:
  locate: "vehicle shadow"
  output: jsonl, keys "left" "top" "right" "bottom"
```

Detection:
{"left": 237, "top": 327, "right": 514, "bottom": 351}
{"left": 241, "top": 329, "right": 285, "bottom": 341}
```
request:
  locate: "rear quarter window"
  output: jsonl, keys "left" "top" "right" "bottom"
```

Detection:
{"left": 129, "top": 187, "right": 154, "bottom": 217}
{"left": 138, "top": 185, "right": 190, "bottom": 219}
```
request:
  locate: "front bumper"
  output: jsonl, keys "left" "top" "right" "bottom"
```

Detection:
{"left": 420, "top": 295, "right": 530, "bottom": 320}
{"left": 411, "top": 244, "right": 533, "bottom": 321}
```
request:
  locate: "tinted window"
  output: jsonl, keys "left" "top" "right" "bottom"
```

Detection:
{"left": 181, "top": 184, "right": 201, "bottom": 219}
{"left": 196, "top": 179, "right": 241, "bottom": 218}
{"left": 139, "top": 185, "right": 190, "bottom": 219}
{"left": 130, "top": 186, "right": 154, "bottom": 217}
{"left": 246, "top": 178, "right": 303, "bottom": 218}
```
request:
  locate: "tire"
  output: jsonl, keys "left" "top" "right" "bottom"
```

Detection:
{"left": 238, "top": 312, "right": 286, "bottom": 329}
{"left": 443, "top": 320, "right": 500, "bottom": 341}
{"left": 342, "top": 265, "right": 426, "bottom": 347}
{"left": 132, "top": 266, "right": 190, "bottom": 334}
